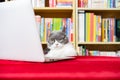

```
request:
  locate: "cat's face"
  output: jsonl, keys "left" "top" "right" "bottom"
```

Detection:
{"left": 47, "top": 31, "right": 68, "bottom": 49}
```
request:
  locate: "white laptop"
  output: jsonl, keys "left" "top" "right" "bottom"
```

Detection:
{"left": 0, "top": 0, "right": 45, "bottom": 62}
{"left": 0, "top": 0, "right": 75, "bottom": 62}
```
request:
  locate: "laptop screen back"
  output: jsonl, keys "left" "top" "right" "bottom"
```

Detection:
{"left": 0, "top": 0, "right": 45, "bottom": 62}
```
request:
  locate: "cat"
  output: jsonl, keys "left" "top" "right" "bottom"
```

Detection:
{"left": 44, "top": 29, "right": 77, "bottom": 60}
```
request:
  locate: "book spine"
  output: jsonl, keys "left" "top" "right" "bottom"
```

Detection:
{"left": 85, "top": 13, "right": 89, "bottom": 42}
{"left": 66, "top": 18, "right": 70, "bottom": 40}
{"left": 40, "top": 17, "right": 45, "bottom": 42}
{"left": 70, "top": 18, "right": 73, "bottom": 42}
{"left": 78, "top": 11, "right": 85, "bottom": 42}
{"left": 90, "top": 13, "right": 94, "bottom": 42}
{"left": 116, "top": 19, "right": 120, "bottom": 41}
{"left": 98, "top": 15, "right": 102, "bottom": 42}
{"left": 31, "top": 0, "right": 36, "bottom": 8}
{"left": 35, "top": 15, "right": 41, "bottom": 35}
{"left": 93, "top": 15, "right": 96, "bottom": 42}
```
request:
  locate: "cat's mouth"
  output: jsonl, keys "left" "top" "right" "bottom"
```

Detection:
{"left": 55, "top": 45, "right": 63, "bottom": 48}
{"left": 55, "top": 45, "right": 59, "bottom": 48}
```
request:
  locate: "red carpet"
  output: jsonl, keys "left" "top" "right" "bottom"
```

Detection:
{"left": 0, "top": 56, "right": 120, "bottom": 80}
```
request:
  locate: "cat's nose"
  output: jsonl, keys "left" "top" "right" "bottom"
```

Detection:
{"left": 56, "top": 44, "right": 58, "bottom": 46}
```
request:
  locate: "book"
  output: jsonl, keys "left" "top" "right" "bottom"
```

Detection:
{"left": 49, "top": 0, "right": 56, "bottom": 7}
{"left": 78, "top": 10, "right": 85, "bottom": 42}
{"left": 93, "top": 15, "right": 97, "bottom": 42}
{"left": 116, "top": 0, "right": 120, "bottom": 8}
{"left": 40, "top": 17, "right": 45, "bottom": 41}
{"left": 85, "top": 12, "right": 90, "bottom": 42}
{"left": 32, "top": 0, "right": 45, "bottom": 8}
{"left": 56, "top": 0, "right": 72, "bottom": 7}
{"left": 90, "top": 13, "right": 94, "bottom": 42}
{"left": 91, "top": 0, "right": 107, "bottom": 8}
{"left": 116, "top": 19, "right": 120, "bottom": 41}
{"left": 100, "top": 51, "right": 116, "bottom": 57}
{"left": 52, "top": 18, "right": 62, "bottom": 31}
{"left": 45, "top": 18, "right": 52, "bottom": 41}
{"left": 78, "top": 0, "right": 88, "bottom": 8}
{"left": 35, "top": 15, "right": 41, "bottom": 35}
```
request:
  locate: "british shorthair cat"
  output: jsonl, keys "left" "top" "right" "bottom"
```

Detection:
{"left": 44, "top": 28, "right": 77, "bottom": 60}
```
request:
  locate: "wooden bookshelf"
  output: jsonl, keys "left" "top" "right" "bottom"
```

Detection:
{"left": 5, "top": 0, "right": 120, "bottom": 53}
{"left": 76, "top": 0, "right": 120, "bottom": 54}
{"left": 33, "top": 0, "right": 120, "bottom": 52}
{"left": 33, "top": 0, "right": 76, "bottom": 49}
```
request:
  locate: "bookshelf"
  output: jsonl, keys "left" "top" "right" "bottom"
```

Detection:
{"left": 76, "top": 0, "right": 120, "bottom": 55}
{"left": 3, "top": 0, "right": 120, "bottom": 54}
{"left": 33, "top": 0, "right": 76, "bottom": 49}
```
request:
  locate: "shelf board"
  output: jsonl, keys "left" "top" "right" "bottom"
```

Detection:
{"left": 41, "top": 42, "right": 47, "bottom": 44}
{"left": 77, "top": 8, "right": 120, "bottom": 13}
{"left": 78, "top": 42, "right": 120, "bottom": 45}
{"left": 78, "top": 8, "right": 120, "bottom": 11}
{"left": 34, "top": 7, "right": 73, "bottom": 12}
{"left": 34, "top": 7, "right": 73, "bottom": 17}
{"left": 78, "top": 42, "right": 120, "bottom": 51}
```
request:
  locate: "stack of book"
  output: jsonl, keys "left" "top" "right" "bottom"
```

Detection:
{"left": 78, "top": 11, "right": 120, "bottom": 42}
{"left": 35, "top": 15, "right": 73, "bottom": 42}
{"left": 32, "top": 0, "right": 72, "bottom": 8}
{"left": 78, "top": 46, "right": 120, "bottom": 57}
{"left": 32, "top": 0, "right": 45, "bottom": 8}
{"left": 78, "top": 0, "right": 120, "bottom": 8}
{"left": 49, "top": 0, "right": 72, "bottom": 7}
{"left": 56, "top": 0, "right": 72, "bottom": 7}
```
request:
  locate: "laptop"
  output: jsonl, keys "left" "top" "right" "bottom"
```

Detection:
{"left": 0, "top": 0, "right": 75, "bottom": 62}
{"left": 0, "top": 0, "right": 45, "bottom": 62}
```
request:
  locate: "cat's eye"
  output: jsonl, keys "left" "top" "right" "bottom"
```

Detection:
{"left": 51, "top": 38, "right": 55, "bottom": 41}
{"left": 59, "top": 40, "right": 63, "bottom": 42}
{"left": 58, "top": 38, "right": 64, "bottom": 42}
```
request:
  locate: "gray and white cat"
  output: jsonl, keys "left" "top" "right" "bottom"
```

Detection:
{"left": 45, "top": 29, "right": 77, "bottom": 60}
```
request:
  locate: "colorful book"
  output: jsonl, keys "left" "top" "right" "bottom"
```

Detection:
{"left": 78, "top": 10, "right": 85, "bottom": 42}
{"left": 40, "top": 17, "right": 44, "bottom": 41}
{"left": 90, "top": 13, "right": 94, "bottom": 42}
{"left": 116, "top": 0, "right": 120, "bottom": 8}
{"left": 35, "top": 15, "right": 41, "bottom": 35}
{"left": 85, "top": 12, "right": 90, "bottom": 42}
{"left": 93, "top": 15, "right": 96, "bottom": 42}
{"left": 116, "top": 19, "right": 120, "bottom": 41}
{"left": 52, "top": 18, "right": 62, "bottom": 31}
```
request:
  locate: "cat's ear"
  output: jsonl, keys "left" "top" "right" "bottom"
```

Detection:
{"left": 62, "top": 26, "right": 66, "bottom": 32}
{"left": 48, "top": 31, "right": 53, "bottom": 37}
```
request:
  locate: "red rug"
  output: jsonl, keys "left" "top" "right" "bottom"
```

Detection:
{"left": 0, "top": 56, "right": 120, "bottom": 80}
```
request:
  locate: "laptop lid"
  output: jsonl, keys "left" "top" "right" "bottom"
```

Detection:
{"left": 0, "top": 0, "right": 45, "bottom": 62}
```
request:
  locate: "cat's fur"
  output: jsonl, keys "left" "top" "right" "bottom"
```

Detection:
{"left": 45, "top": 30, "right": 77, "bottom": 59}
